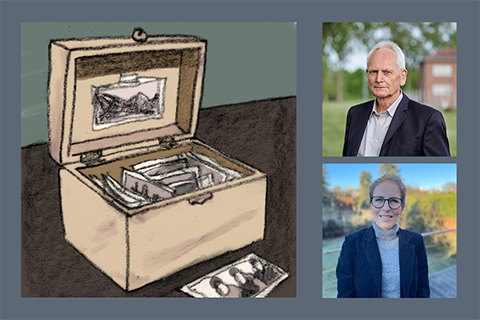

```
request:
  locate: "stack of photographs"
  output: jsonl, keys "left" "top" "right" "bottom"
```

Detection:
{"left": 92, "top": 150, "right": 244, "bottom": 208}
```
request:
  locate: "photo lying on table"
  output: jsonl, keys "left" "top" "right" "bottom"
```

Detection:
{"left": 181, "top": 253, "right": 289, "bottom": 298}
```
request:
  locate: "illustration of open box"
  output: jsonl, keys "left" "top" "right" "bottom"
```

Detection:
{"left": 47, "top": 29, "right": 266, "bottom": 291}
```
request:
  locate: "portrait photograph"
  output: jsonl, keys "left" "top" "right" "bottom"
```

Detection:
{"left": 322, "top": 22, "right": 457, "bottom": 157}
{"left": 322, "top": 163, "right": 457, "bottom": 298}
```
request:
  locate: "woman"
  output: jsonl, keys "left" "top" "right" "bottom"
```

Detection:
{"left": 336, "top": 174, "right": 430, "bottom": 298}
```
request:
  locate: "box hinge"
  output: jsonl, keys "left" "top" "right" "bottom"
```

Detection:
{"left": 80, "top": 150, "right": 104, "bottom": 166}
{"left": 158, "top": 137, "right": 178, "bottom": 150}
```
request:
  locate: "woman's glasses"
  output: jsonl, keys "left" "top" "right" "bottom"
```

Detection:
{"left": 370, "top": 196, "right": 404, "bottom": 209}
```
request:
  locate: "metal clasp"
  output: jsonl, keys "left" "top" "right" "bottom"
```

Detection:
{"left": 158, "top": 136, "right": 177, "bottom": 150}
{"left": 81, "top": 150, "right": 104, "bottom": 165}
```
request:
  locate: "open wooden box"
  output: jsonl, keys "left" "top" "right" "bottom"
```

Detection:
{"left": 47, "top": 30, "right": 266, "bottom": 291}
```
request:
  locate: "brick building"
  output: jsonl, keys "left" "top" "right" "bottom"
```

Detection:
{"left": 419, "top": 47, "right": 457, "bottom": 110}
{"left": 322, "top": 196, "right": 356, "bottom": 224}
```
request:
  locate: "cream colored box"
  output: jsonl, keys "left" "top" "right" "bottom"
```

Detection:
{"left": 47, "top": 31, "right": 266, "bottom": 291}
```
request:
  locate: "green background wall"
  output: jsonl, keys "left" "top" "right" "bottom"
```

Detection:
{"left": 21, "top": 22, "right": 296, "bottom": 147}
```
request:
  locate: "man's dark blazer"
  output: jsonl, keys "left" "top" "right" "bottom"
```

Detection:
{"left": 342, "top": 94, "right": 450, "bottom": 156}
{"left": 336, "top": 226, "right": 430, "bottom": 298}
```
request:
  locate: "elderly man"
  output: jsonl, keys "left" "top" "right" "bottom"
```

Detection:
{"left": 342, "top": 41, "right": 451, "bottom": 156}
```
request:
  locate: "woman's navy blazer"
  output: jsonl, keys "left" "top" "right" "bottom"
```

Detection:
{"left": 336, "top": 226, "right": 430, "bottom": 298}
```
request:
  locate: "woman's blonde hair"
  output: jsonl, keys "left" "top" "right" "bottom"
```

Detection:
{"left": 369, "top": 174, "right": 406, "bottom": 206}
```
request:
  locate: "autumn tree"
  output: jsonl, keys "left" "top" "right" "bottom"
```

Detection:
{"left": 405, "top": 186, "right": 457, "bottom": 257}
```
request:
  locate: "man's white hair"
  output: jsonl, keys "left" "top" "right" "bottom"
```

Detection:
{"left": 366, "top": 41, "right": 406, "bottom": 70}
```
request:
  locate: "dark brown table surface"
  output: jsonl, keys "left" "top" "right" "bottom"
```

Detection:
{"left": 21, "top": 96, "right": 296, "bottom": 297}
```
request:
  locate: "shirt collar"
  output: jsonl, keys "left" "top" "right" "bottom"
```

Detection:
{"left": 371, "top": 91, "right": 403, "bottom": 118}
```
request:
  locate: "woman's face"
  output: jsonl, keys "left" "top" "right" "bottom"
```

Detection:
{"left": 370, "top": 181, "right": 404, "bottom": 231}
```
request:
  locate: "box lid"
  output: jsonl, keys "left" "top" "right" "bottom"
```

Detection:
{"left": 48, "top": 29, "right": 206, "bottom": 165}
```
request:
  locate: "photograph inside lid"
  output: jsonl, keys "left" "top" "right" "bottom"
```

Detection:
{"left": 92, "top": 73, "right": 166, "bottom": 130}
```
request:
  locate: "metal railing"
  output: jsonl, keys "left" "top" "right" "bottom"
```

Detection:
{"left": 322, "top": 228, "right": 457, "bottom": 255}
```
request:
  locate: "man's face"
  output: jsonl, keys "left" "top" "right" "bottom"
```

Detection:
{"left": 366, "top": 48, "right": 407, "bottom": 101}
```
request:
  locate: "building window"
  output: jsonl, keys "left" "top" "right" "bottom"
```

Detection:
{"left": 432, "top": 84, "right": 452, "bottom": 96}
{"left": 432, "top": 64, "right": 453, "bottom": 77}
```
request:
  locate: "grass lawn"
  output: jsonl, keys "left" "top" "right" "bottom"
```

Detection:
{"left": 322, "top": 235, "right": 457, "bottom": 298}
{"left": 322, "top": 99, "right": 457, "bottom": 157}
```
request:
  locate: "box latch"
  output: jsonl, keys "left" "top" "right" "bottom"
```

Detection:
{"left": 80, "top": 150, "right": 104, "bottom": 166}
{"left": 158, "top": 136, "right": 178, "bottom": 150}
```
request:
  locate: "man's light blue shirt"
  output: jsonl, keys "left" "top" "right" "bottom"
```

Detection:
{"left": 357, "top": 92, "right": 403, "bottom": 157}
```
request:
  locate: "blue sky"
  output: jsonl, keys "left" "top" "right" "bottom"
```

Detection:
{"left": 323, "top": 163, "right": 456, "bottom": 191}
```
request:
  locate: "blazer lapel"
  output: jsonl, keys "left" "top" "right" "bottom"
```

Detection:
{"left": 362, "top": 227, "right": 382, "bottom": 297}
{"left": 352, "top": 101, "right": 374, "bottom": 155}
{"left": 380, "top": 95, "right": 409, "bottom": 155}
{"left": 398, "top": 229, "right": 415, "bottom": 298}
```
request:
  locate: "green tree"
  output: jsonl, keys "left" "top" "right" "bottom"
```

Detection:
{"left": 357, "top": 22, "right": 457, "bottom": 91}
{"left": 404, "top": 188, "right": 457, "bottom": 256}
{"left": 322, "top": 166, "right": 332, "bottom": 207}
{"left": 343, "top": 68, "right": 364, "bottom": 100}
{"left": 358, "top": 22, "right": 456, "bottom": 69}
{"left": 359, "top": 170, "right": 372, "bottom": 208}
{"left": 323, "top": 22, "right": 456, "bottom": 101}
{"left": 405, "top": 200, "right": 426, "bottom": 232}
{"left": 323, "top": 23, "right": 358, "bottom": 102}
{"left": 378, "top": 164, "right": 401, "bottom": 178}
{"left": 322, "top": 58, "right": 336, "bottom": 101}
{"left": 442, "top": 182, "right": 457, "bottom": 193}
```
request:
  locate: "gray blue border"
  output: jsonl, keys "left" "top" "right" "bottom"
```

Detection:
{"left": 2, "top": 1, "right": 479, "bottom": 319}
